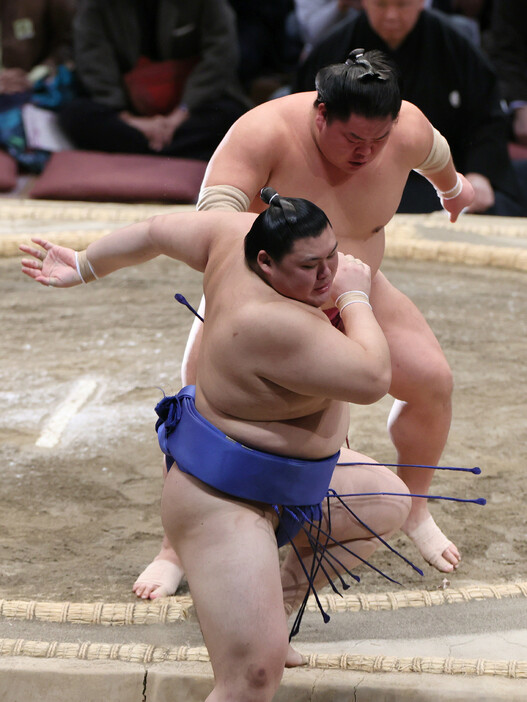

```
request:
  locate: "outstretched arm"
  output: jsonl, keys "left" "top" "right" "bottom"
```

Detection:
{"left": 402, "top": 103, "right": 474, "bottom": 222}
{"left": 20, "top": 211, "right": 254, "bottom": 288}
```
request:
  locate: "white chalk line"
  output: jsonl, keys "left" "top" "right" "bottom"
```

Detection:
{"left": 35, "top": 378, "right": 97, "bottom": 448}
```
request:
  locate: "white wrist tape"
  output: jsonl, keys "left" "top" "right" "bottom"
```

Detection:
{"left": 335, "top": 290, "right": 372, "bottom": 313}
{"left": 339, "top": 299, "right": 373, "bottom": 312}
{"left": 437, "top": 174, "right": 463, "bottom": 200}
{"left": 76, "top": 250, "right": 98, "bottom": 283}
{"left": 335, "top": 290, "right": 369, "bottom": 306}
{"left": 75, "top": 251, "right": 86, "bottom": 284}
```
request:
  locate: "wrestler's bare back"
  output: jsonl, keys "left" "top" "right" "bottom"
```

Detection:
{"left": 193, "top": 228, "right": 350, "bottom": 460}
{"left": 204, "top": 93, "right": 431, "bottom": 276}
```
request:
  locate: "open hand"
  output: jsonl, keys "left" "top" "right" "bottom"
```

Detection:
{"left": 19, "top": 237, "right": 82, "bottom": 287}
{"left": 163, "top": 106, "right": 190, "bottom": 141}
{"left": 119, "top": 112, "right": 173, "bottom": 151}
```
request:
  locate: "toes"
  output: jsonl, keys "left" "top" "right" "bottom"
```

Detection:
{"left": 133, "top": 581, "right": 160, "bottom": 599}
{"left": 149, "top": 585, "right": 171, "bottom": 599}
{"left": 404, "top": 514, "right": 461, "bottom": 573}
{"left": 442, "top": 544, "right": 461, "bottom": 568}
{"left": 133, "top": 583, "right": 170, "bottom": 600}
{"left": 450, "top": 543, "right": 461, "bottom": 560}
{"left": 431, "top": 557, "right": 455, "bottom": 573}
{"left": 132, "top": 559, "right": 184, "bottom": 599}
{"left": 132, "top": 583, "right": 150, "bottom": 599}
{"left": 285, "top": 645, "right": 305, "bottom": 668}
{"left": 428, "top": 546, "right": 460, "bottom": 572}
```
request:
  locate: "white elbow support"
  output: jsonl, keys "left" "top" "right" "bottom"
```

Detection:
{"left": 414, "top": 127, "right": 451, "bottom": 175}
{"left": 196, "top": 184, "right": 251, "bottom": 212}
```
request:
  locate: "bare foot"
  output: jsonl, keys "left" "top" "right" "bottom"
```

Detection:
{"left": 285, "top": 644, "right": 305, "bottom": 668}
{"left": 403, "top": 514, "right": 461, "bottom": 572}
{"left": 133, "top": 557, "right": 184, "bottom": 599}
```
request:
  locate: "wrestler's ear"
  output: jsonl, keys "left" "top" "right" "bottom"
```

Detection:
{"left": 256, "top": 250, "right": 274, "bottom": 275}
{"left": 315, "top": 103, "right": 328, "bottom": 130}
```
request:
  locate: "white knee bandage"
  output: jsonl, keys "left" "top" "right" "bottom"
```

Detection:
{"left": 197, "top": 184, "right": 251, "bottom": 212}
{"left": 414, "top": 127, "right": 451, "bottom": 175}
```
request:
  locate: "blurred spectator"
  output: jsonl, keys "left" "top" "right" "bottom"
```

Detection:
{"left": 228, "top": 1, "right": 303, "bottom": 103}
{"left": 487, "top": 0, "right": 527, "bottom": 212}
{"left": 294, "top": 0, "right": 362, "bottom": 54}
{"left": 488, "top": 0, "right": 527, "bottom": 147}
{"left": 59, "top": 0, "right": 250, "bottom": 162}
{"left": 425, "top": 0, "right": 491, "bottom": 26}
{"left": 0, "top": 0, "right": 75, "bottom": 99}
{"left": 296, "top": 0, "right": 525, "bottom": 217}
{"left": 0, "top": 1, "right": 76, "bottom": 173}
{"left": 426, "top": 0, "right": 493, "bottom": 46}
{"left": 425, "top": 1, "right": 479, "bottom": 45}
{"left": 449, "top": 0, "right": 492, "bottom": 28}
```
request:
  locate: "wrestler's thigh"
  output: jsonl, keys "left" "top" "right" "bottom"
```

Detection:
{"left": 161, "top": 467, "right": 288, "bottom": 676}
{"left": 322, "top": 447, "right": 411, "bottom": 540}
{"left": 370, "top": 271, "right": 451, "bottom": 400}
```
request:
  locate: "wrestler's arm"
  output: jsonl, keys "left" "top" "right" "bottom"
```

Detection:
{"left": 19, "top": 211, "right": 253, "bottom": 287}
{"left": 199, "top": 106, "right": 278, "bottom": 209}
{"left": 246, "top": 301, "right": 391, "bottom": 405}
{"left": 401, "top": 102, "right": 474, "bottom": 222}
{"left": 252, "top": 254, "right": 391, "bottom": 404}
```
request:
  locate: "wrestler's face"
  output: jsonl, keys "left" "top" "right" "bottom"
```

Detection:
{"left": 362, "top": 0, "right": 425, "bottom": 49}
{"left": 258, "top": 226, "right": 338, "bottom": 307}
{"left": 315, "top": 107, "right": 395, "bottom": 174}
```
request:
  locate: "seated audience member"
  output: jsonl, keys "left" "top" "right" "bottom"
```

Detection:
{"left": 294, "top": 0, "right": 362, "bottom": 55}
{"left": 228, "top": 0, "right": 303, "bottom": 102}
{"left": 424, "top": 0, "right": 479, "bottom": 45}
{"left": 296, "top": 0, "right": 525, "bottom": 216}
{"left": 59, "top": 0, "right": 250, "bottom": 162}
{"left": 487, "top": 0, "right": 527, "bottom": 212}
{"left": 488, "top": 0, "right": 527, "bottom": 148}
{"left": 445, "top": 0, "right": 492, "bottom": 28}
{"left": 0, "top": 0, "right": 75, "bottom": 100}
{"left": 0, "top": 0, "right": 76, "bottom": 172}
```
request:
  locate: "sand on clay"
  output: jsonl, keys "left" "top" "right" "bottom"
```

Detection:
{"left": 1, "top": 253, "right": 526, "bottom": 602}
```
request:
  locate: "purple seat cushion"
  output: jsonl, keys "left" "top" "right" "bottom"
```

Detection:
{"left": 0, "top": 150, "right": 18, "bottom": 192}
{"left": 29, "top": 150, "right": 207, "bottom": 203}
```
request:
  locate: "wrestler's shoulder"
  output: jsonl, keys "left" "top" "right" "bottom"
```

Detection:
{"left": 391, "top": 101, "right": 432, "bottom": 153}
{"left": 393, "top": 101, "right": 430, "bottom": 137}
{"left": 235, "top": 297, "right": 327, "bottom": 347}
{"left": 183, "top": 210, "right": 256, "bottom": 250}
{"left": 235, "top": 93, "right": 312, "bottom": 136}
